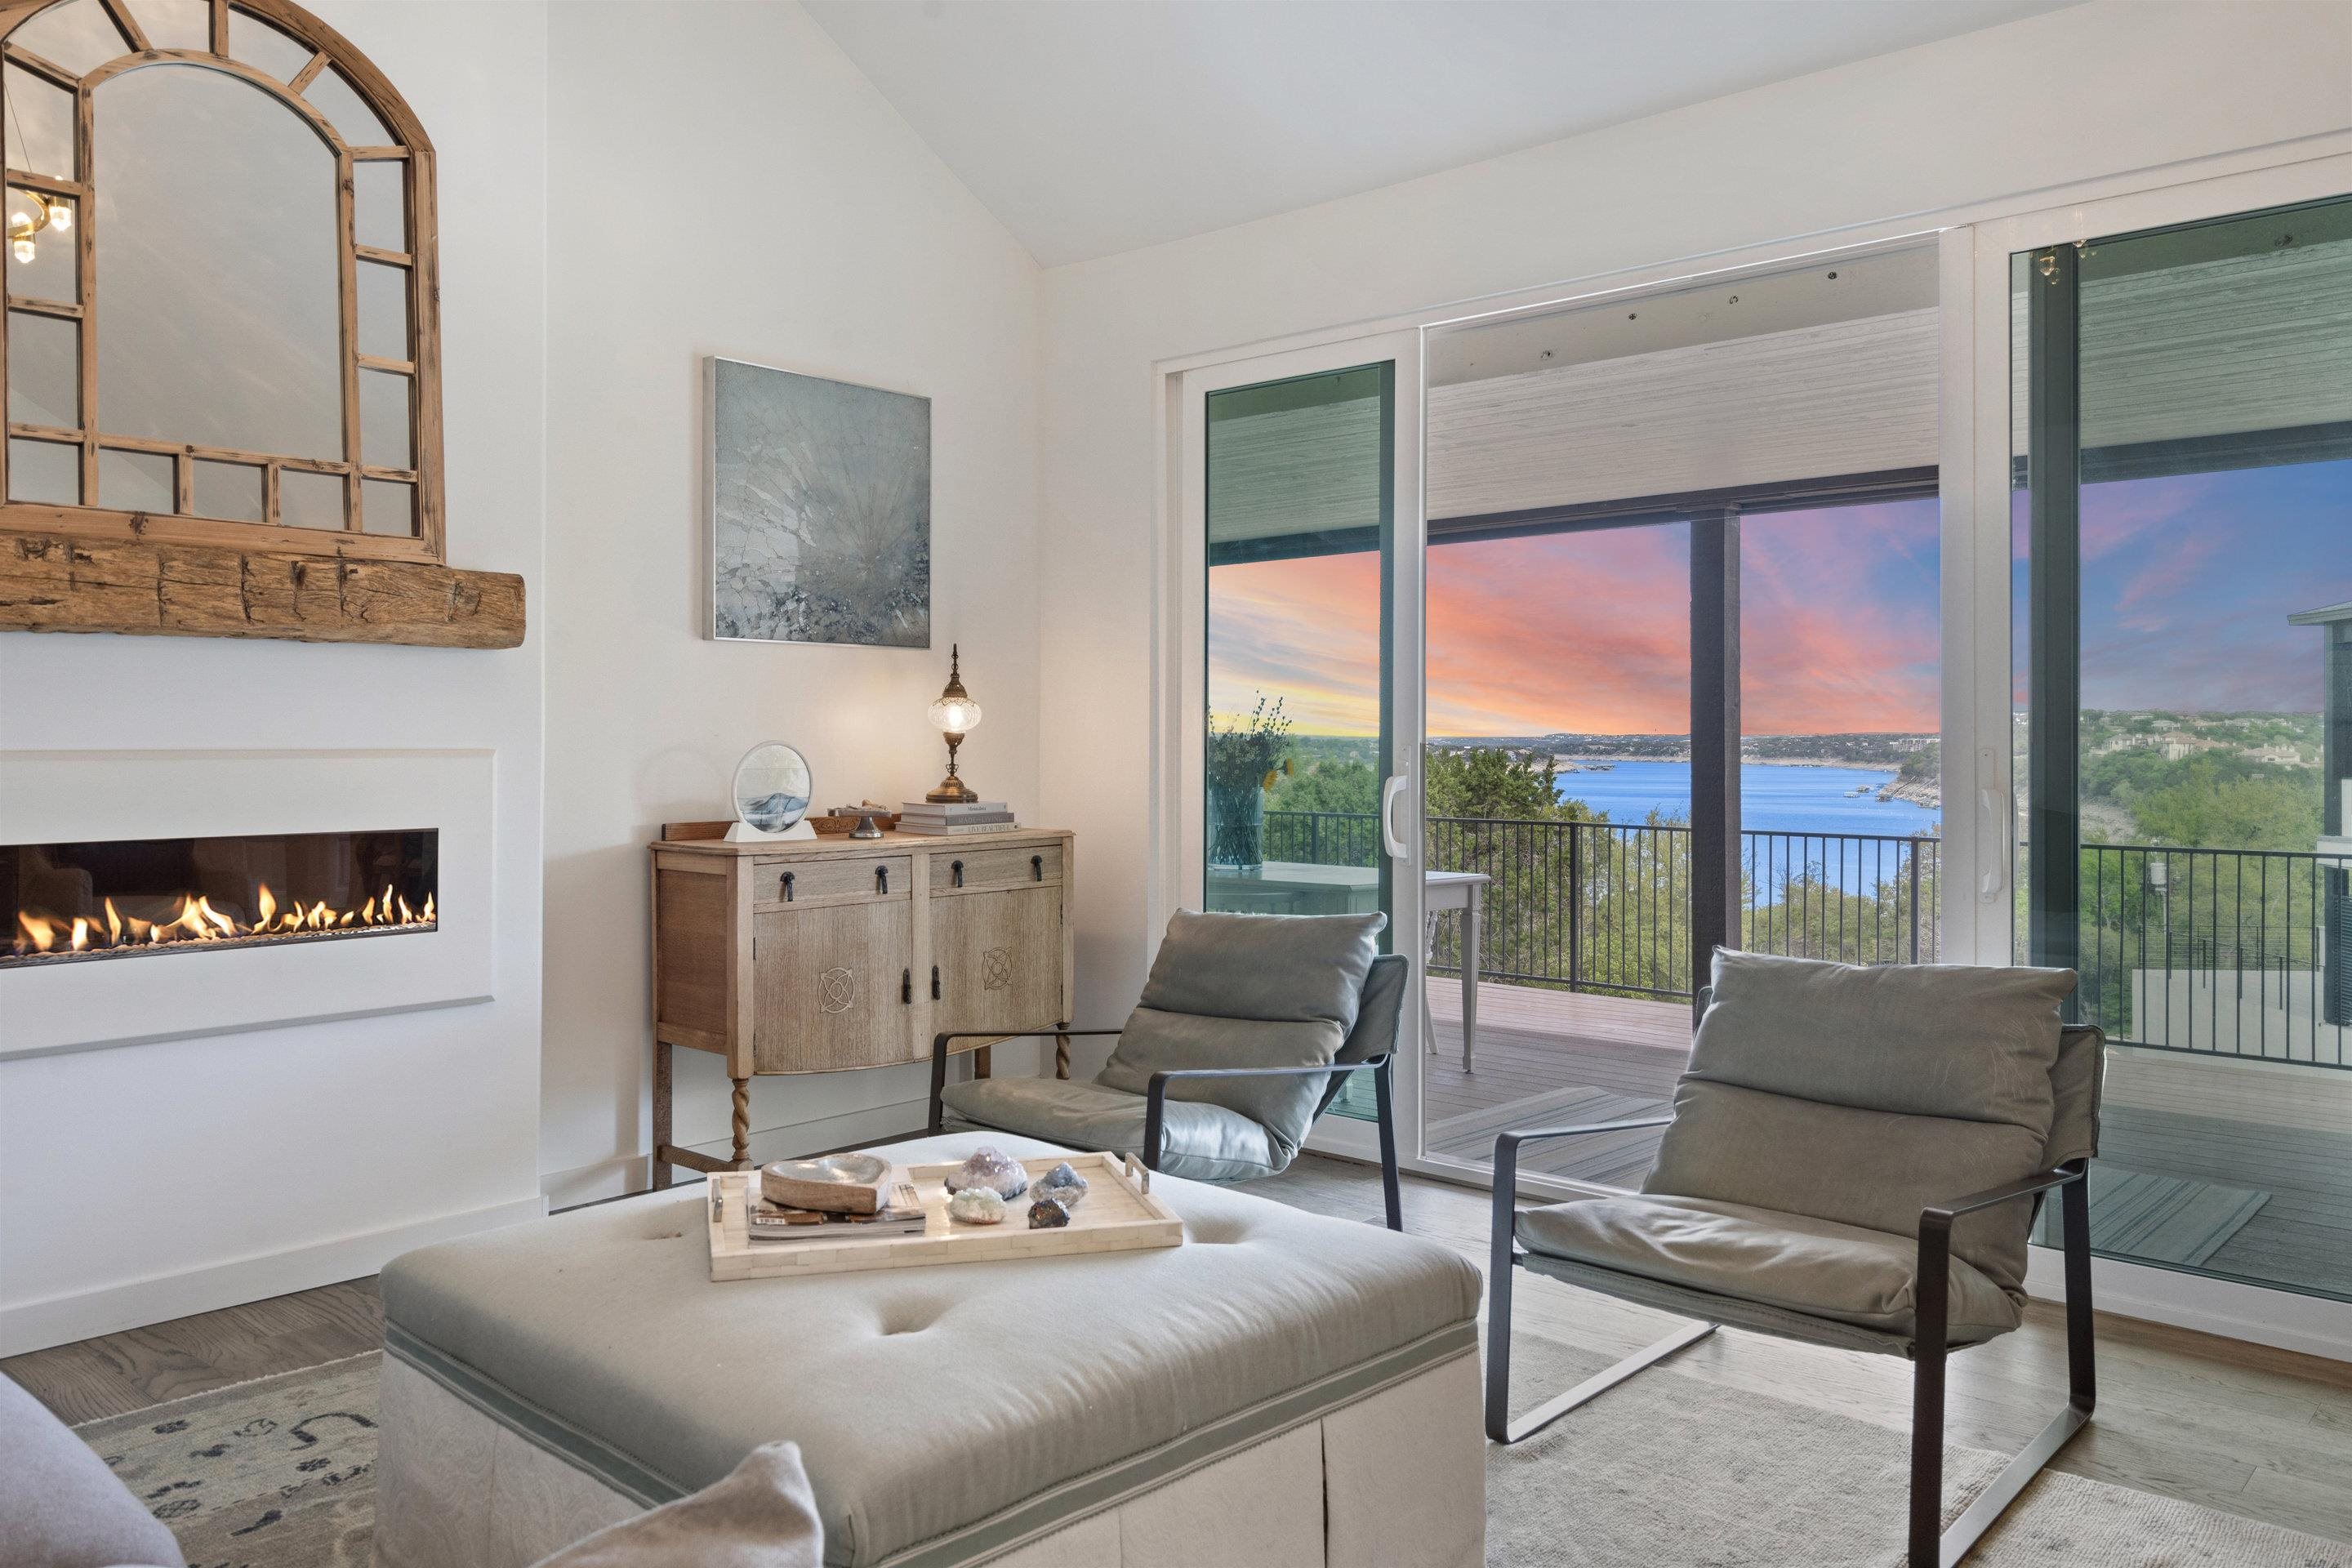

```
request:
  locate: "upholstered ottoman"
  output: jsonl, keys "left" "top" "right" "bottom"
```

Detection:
{"left": 373, "top": 1132, "right": 1484, "bottom": 1568}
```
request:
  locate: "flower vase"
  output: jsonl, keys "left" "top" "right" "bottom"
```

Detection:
{"left": 1207, "top": 783, "right": 1267, "bottom": 873}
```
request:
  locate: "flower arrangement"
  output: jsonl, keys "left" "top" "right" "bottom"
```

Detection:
{"left": 1206, "top": 696, "right": 1294, "bottom": 871}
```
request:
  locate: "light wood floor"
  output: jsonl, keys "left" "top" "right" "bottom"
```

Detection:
{"left": 7, "top": 1157, "right": 2351, "bottom": 1548}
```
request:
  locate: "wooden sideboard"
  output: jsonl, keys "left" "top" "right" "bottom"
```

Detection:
{"left": 648, "top": 826, "right": 1075, "bottom": 1185}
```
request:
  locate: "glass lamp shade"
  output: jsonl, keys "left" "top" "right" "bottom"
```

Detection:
{"left": 928, "top": 693, "right": 982, "bottom": 734}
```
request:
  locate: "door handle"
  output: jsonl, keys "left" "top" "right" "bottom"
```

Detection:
{"left": 1380, "top": 775, "right": 1410, "bottom": 859}
{"left": 1978, "top": 784, "right": 2011, "bottom": 901}
{"left": 875, "top": 865, "right": 889, "bottom": 894}
{"left": 951, "top": 859, "right": 964, "bottom": 888}
{"left": 780, "top": 871, "right": 794, "bottom": 902}
{"left": 1031, "top": 854, "right": 1044, "bottom": 881}
{"left": 931, "top": 964, "right": 941, "bottom": 1000}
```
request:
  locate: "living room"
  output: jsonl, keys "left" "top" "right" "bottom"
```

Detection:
{"left": 3, "top": 2, "right": 2350, "bottom": 1564}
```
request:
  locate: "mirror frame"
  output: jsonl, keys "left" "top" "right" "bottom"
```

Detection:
{"left": 0, "top": 0, "right": 443, "bottom": 562}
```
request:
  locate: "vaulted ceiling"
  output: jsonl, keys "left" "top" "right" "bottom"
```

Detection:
{"left": 803, "top": 0, "right": 2080, "bottom": 266}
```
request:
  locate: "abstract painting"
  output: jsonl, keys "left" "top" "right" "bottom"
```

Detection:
{"left": 706, "top": 358, "right": 931, "bottom": 647}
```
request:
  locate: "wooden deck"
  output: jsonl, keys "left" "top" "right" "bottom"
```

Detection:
{"left": 1420, "top": 978, "right": 1687, "bottom": 1186}
{"left": 1411, "top": 978, "right": 2352, "bottom": 1299}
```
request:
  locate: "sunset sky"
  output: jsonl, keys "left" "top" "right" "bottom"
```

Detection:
{"left": 1208, "top": 497, "right": 1943, "bottom": 737}
{"left": 1208, "top": 459, "right": 2346, "bottom": 739}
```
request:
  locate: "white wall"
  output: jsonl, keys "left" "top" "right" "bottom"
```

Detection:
{"left": 0, "top": 0, "right": 549, "bottom": 1353}
{"left": 1036, "top": 0, "right": 2352, "bottom": 1049}
{"left": 539, "top": 2, "right": 1043, "bottom": 1205}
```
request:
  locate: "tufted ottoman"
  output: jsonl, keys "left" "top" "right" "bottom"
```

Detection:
{"left": 372, "top": 1132, "right": 1484, "bottom": 1568}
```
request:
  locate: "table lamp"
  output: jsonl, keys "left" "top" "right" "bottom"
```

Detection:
{"left": 926, "top": 644, "right": 983, "bottom": 804}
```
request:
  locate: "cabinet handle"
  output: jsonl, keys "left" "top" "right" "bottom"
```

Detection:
{"left": 780, "top": 871, "right": 795, "bottom": 902}
{"left": 901, "top": 969, "right": 912, "bottom": 1004}
{"left": 875, "top": 865, "right": 889, "bottom": 894}
{"left": 951, "top": 859, "right": 964, "bottom": 888}
{"left": 1031, "top": 854, "right": 1044, "bottom": 882}
{"left": 931, "top": 964, "right": 941, "bottom": 1000}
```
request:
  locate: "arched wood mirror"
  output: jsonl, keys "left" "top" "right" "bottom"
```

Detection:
{"left": 2, "top": 0, "right": 440, "bottom": 559}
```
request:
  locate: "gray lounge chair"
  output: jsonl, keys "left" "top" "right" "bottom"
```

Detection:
{"left": 928, "top": 909, "right": 1409, "bottom": 1229}
{"left": 1487, "top": 950, "right": 2103, "bottom": 1568}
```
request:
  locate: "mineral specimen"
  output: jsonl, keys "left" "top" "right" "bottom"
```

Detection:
{"left": 1027, "top": 1196, "right": 1072, "bottom": 1229}
{"left": 947, "top": 1187, "right": 1006, "bottom": 1225}
{"left": 942, "top": 1147, "right": 1030, "bottom": 1200}
{"left": 1037, "top": 1178, "right": 1086, "bottom": 1211}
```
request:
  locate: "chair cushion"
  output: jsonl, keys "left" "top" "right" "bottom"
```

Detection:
{"left": 2047, "top": 1023, "right": 2106, "bottom": 1166}
{"left": 1135, "top": 909, "right": 1384, "bottom": 1027}
{"left": 0, "top": 1371, "right": 189, "bottom": 1568}
{"left": 1517, "top": 1193, "right": 2024, "bottom": 1344}
{"left": 1646, "top": 951, "right": 2078, "bottom": 1295}
{"left": 940, "top": 1074, "right": 1285, "bottom": 1182}
{"left": 1096, "top": 1008, "right": 1339, "bottom": 1153}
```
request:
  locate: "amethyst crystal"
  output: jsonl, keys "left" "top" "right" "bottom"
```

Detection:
{"left": 942, "top": 1147, "right": 1030, "bottom": 1201}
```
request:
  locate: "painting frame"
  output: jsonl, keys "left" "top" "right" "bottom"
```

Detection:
{"left": 703, "top": 355, "right": 933, "bottom": 649}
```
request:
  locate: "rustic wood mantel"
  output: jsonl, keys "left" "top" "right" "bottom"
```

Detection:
{"left": 0, "top": 530, "right": 526, "bottom": 648}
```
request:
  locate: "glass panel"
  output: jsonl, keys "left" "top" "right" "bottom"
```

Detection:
{"left": 278, "top": 466, "right": 343, "bottom": 529}
{"left": 350, "top": 158, "right": 404, "bottom": 251}
{"left": 7, "top": 189, "right": 78, "bottom": 302}
{"left": 1740, "top": 497, "right": 1941, "bottom": 964}
{"left": 354, "top": 258, "right": 408, "bottom": 360}
{"left": 1205, "top": 363, "right": 1394, "bottom": 1118}
{"left": 7, "top": 309, "right": 78, "bottom": 426}
{"left": 98, "top": 446, "right": 172, "bottom": 511}
{"left": 360, "top": 475, "right": 412, "bottom": 536}
{"left": 2016, "top": 194, "right": 2352, "bottom": 1303}
{"left": 8, "top": 435, "right": 78, "bottom": 502}
{"left": 190, "top": 457, "right": 261, "bottom": 520}
{"left": 127, "top": 0, "right": 212, "bottom": 51}
{"left": 4, "top": 65, "right": 77, "bottom": 179}
{"left": 359, "top": 368, "right": 410, "bottom": 468}
{"left": 94, "top": 65, "right": 342, "bottom": 459}
{"left": 302, "top": 65, "right": 388, "bottom": 149}
{"left": 225, "top": 6, "right": 312, "bottom": 83}
{"left": 9, "top": 0, "right": 130, "bottom": 75}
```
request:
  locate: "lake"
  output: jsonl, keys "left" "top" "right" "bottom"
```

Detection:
{"left": 1552, "top": 760, "right": 1941, "bottom": 901}
{"left": 1552, "top": 759, "right": 1942, "bottom": 838}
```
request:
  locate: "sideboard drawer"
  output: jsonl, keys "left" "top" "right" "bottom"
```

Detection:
{"left": 931, "top": 843, "right": 1063, "bottom": 893}
{"left": 757, "top": 854, "right": 912, "bottom": 907}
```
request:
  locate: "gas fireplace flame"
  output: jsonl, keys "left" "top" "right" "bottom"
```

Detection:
{"left": 11, "top": 882, "right": 434, "bottom": 960}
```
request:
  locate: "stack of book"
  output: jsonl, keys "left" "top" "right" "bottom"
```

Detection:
{"left": 897, "top": 800, "right": 1016, "bottom": 835}
{"left": 747, "top": 1182, "right": 929, "bottom": 1245}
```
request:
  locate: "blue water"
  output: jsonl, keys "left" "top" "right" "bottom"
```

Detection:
{"left": 1553, "top": 760, "right": 1940, "bottom": 901}
{"left": 1552, "top": 760, "right": 1940, "bottom": 838}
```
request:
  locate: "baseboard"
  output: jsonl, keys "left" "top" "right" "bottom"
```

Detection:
{"left": 0, "top": 1193, "right": 546, "bottom": 1358}
{"left": 540, "top": 1095, "right": 938, "bottom": 1210}
{"left": 2025, "top": 1242, "right": 2352, "bottom": 1365}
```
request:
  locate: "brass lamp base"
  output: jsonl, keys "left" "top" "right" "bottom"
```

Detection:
{"left": 926, "top": 732, "right": 977, "bottom": 803}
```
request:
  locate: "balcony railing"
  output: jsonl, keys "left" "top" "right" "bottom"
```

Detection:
{"left": 1263, "top": 811, "right": 1938, "bottom": 1000}
{"left": 1263, "top": 811, "right": 2352, "bottom": 1067}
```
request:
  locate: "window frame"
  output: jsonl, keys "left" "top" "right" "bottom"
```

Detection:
{"left": 0, "top": 0, "right": 443, "bottom": 561}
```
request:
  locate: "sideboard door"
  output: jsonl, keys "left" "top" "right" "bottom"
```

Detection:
{"left": 752, "top": 900, "right": 916, "bottom": 1072}
{"left": 933, "top": 884, "right": 1065, "bottom": 1039}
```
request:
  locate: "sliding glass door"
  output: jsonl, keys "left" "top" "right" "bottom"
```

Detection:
{"left": 2012, "top": 194, "right": 2352, "bottom": 1299}
{"left": 1177, "top": 334, "right": 1423, "bottom": 1139}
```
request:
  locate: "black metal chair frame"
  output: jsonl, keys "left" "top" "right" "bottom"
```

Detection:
{"left": 926, "top": 1029, "right": 1405, "bottom": 1232}
{"left": 1486, "top": 1122, "right": 2094, "bottom": 1568}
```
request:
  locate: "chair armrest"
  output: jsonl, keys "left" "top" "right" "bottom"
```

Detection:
{"left": 1489, "top": 1118, "right": 1677, "bottom": 1285}
{"left": 1913, "top": 1160, "right": 2088, "bottom": 1358}
{"left": 1138, "top": 1059, "right": 1393, "bottom": 1171}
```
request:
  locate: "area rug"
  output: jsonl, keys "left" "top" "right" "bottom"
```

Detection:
{"left": 2031, "top": 1164, "right": 2270, "bottom": 1267}
{"left": 74, "top": 1339, "right": 2351, "bottom": 1568}
{"left": 73, "top": 1352, "right": 376, "bottom": 1568}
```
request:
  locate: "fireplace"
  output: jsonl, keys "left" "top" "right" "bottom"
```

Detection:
{"left": 4, "top": 829, "right": 438, "bottom": 968}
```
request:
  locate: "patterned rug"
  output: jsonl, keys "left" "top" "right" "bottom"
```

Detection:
{"left": 73, "top": 1352, "right": 376, "bottom": 1568}
{"left": 70, "top": 1338, "right": 2350, "bottom": 1567}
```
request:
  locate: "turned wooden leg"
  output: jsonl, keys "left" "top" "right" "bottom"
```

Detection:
{"left": 652, "top": 1040, "right": 673, "bottom": 1191}
{"left": 1055, "top": 1028, "right": 1071, "bottom": 1080}
{"left": 731, "top": 1077, "right": 751, "bottom": 1169}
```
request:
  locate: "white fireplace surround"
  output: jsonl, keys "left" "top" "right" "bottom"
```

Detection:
{"left": 0, "top": 749, "right": 496, "bottom": 1059}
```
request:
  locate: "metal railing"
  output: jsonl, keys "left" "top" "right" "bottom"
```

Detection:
{"left": 1262, "top": 810, "right": 1940, "bottom": 1000}
{"left": 2078, "top": 842, "right": 2350, "bottom": 1067}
